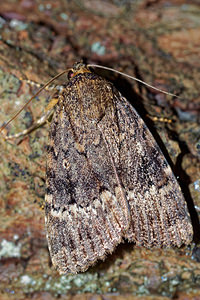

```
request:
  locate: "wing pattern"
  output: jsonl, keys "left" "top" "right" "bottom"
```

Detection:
{"left": 45, "top": 69, "right": 193, "bottom": 274}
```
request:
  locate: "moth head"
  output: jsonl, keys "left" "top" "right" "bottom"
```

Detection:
{"left": 68, "top": 62, "right": 92, "bottom": 80}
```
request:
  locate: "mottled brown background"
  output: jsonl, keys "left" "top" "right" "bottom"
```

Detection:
{"left": 0, "top": 0, "right": 200, "bottom": 299}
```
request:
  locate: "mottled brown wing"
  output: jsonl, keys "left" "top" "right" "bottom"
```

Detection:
{"left": 110, "top": 91, "right": 193, "bottom": 247}
{"left": 45, "top": 73, "right": 131, "bottom": 274}
{"left": 45, "top": 71, "right": 193, "bottom": 274}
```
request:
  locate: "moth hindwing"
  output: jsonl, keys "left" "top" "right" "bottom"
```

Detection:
{"left": 44, "top": 62, "right": 193, "bottom": 274}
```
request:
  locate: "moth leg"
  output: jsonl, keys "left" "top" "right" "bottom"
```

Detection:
{"left": 3, "top": 98, "right": 58, "bottom": 140}
{"left": 147, "top": 114, "right": 174, "bottom": 124}
{"left": 23, "top": 78, "right": 65, "bottom": 93}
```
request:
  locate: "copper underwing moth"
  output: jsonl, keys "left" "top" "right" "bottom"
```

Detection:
{"left": 1, "top": 62, "right": 193, "bottom": 274}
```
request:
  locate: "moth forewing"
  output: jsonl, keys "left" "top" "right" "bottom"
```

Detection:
{"left": 44, "top": 63, "right": 193, "bottom": 274}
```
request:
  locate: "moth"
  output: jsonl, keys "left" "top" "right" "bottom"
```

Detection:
{"left": 2, "top": 62, "right": 193, "bottom": 274}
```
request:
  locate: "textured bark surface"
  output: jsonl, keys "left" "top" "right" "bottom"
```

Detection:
{"left": 0, "top": 1, "right": 200, "bottom": 299}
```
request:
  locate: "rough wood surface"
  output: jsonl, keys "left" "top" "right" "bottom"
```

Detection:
{"left": 0, "top": 1, "right": 200, "bottom": 299}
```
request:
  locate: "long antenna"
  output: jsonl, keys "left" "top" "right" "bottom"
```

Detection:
{"left": 1, "top": 63, "right": 181, "bottom": 135}
{"left": 88, "top": 64, "right": 180, "bottom": 98}
{"left": 0, "top": 69, "right": 69, "bottom": 134}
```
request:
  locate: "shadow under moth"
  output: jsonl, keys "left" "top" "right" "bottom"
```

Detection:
{"left": 2, "top": 62, "right": 193, "bottom": 274}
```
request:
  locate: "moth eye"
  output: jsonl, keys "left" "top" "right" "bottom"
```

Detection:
{"left": 68, "top": 70, "right": 74, "bottom": 80}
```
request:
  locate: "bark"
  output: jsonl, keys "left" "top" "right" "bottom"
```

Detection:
{"left": 0, "top": 1, "right": 200, "bottom": 299}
